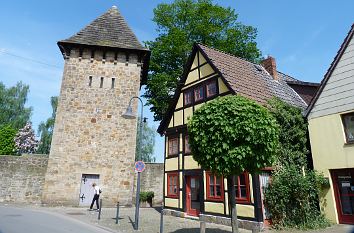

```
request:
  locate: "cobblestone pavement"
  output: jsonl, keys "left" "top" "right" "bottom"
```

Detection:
{"left": 2, "top": 204, "right": 353, "bottom": 233}
{"left": 43, "top": 206, "right": 246, "bottom": 233}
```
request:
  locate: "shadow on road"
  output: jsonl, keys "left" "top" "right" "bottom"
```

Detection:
{"left": 170, "top": 228, "right": 231, "bottom": 233}
{"left": 152, "top": 206, "right": 162, "bottom": 213}
{"left": 128, "top": 216, "right": 135, "bottom": 228}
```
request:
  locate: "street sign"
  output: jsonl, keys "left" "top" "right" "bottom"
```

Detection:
{"left": 135, "top": 161, "right": 145, "bottom": 173}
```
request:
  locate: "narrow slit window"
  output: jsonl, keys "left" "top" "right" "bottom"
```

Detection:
{"left": 100, "top": 77, "right": 104, "bottom": 88}
{"left": 88, "top": 76, "right": 92, "bottom": 87}
{"left": 111, "top": 78, "right": 115, "bottom": 89}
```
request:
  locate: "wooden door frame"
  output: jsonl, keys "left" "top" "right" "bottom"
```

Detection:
{"left": 331, "top": 168, "right": 354, "bottom": 224}
{"left": 185, "top": 175, "right": 201, "bottom": 216}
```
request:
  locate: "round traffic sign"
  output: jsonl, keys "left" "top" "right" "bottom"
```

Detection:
{"left": 135, "top": 161, "right": 145, "bottom": 172}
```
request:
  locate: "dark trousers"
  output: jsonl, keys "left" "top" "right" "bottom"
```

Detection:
{"left": 90, "top": 194, "right": 100, "bottom": 209}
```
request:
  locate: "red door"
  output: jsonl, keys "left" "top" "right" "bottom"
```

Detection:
{"left": 331, "top": 169, "right": 354, "bottom": 224}
{"left": 186, "top": 176, "right": 201, "bottom": 216}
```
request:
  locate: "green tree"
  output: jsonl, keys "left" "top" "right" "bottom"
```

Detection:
{"left": 136, "top": 118, "right": 156, "bottom": 162}
{"left": 188, "top": 96, "right": 279, "bottom": 233}
{"left": 37, "top": 96, "right": 58, "bottom": 154}
{"left": 144, "top": 0, "right": 261, "bottom": 121}
{"left": 0, "top": 81, "right": 32, "bottom": 130}
{"left": 0, "top": 124, "right": 17, "bottom": 155}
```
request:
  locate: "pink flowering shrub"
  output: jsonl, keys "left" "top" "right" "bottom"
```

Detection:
{"left": 14, "top": 122, "right": 39, "bottom": 155}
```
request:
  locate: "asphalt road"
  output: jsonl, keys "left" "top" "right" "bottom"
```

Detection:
{"left": 0, "top": 206, "right": 112, "bottom": 233}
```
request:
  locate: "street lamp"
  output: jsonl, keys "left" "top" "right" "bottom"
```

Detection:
{"left": 122, "top": 96, "right": 144, "bottom": 161}
{"left": 122, "top": 96, "right": 144, "bottom": 231}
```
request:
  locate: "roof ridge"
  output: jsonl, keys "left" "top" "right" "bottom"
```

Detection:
{"left": 277, "top": 70, "right": 299, "bottom": 81}
{"left": 197, "top": 43, "right": 260, "bottom": 67}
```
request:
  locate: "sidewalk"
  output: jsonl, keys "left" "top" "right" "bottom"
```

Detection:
{"left": 43, "top": 206, "right": 248, "bottom": 233}
{"left": 5, "top": 204, "right": 354, "bottom": 233}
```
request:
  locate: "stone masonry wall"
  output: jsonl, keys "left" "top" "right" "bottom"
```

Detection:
{"left": 133, "top": 163, "right": 164, "bottom": 206}
{"left": 42, "top": 48, "right": 141, "bottom": 206}
{"left": 0, "top": 155, "right": 48, "bottom": 203}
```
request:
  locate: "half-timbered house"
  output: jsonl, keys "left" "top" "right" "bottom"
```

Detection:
{"left": 157, "top": 43, "right": 319, "bottom": 230}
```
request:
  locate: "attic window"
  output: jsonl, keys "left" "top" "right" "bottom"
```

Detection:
{"left": 206, "top": 81, "right": 217, "bottom": 97}
{"left": 194, "top": 86, "right": 204, "bottom": 102}
{"left": 342, "top": 112, "right": 354, "bottom": 144}
{"left": 184, "top": 90, "right": 193, "bottom": 106}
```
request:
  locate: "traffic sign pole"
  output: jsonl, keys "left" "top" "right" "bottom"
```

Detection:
{"left": 134, "top": 171, "right": 141, "bottom": 230}
{"left": 134, "top": 161, "right": 145, "bottom": 230}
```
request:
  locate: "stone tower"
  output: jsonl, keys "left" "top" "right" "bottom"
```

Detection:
{"left": 42, "top": 6, "right": 150, "bottom": 206}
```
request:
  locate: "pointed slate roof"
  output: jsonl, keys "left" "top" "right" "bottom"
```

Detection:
{"left": 158, "top": 44, "right": 310, "bottom": 134}
{"left": 59, "top": 6, "right": 147, "bottom": 51}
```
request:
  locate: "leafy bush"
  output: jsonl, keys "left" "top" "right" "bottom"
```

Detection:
{"left": 0, "top": 125, "right": 17, "bottom": 155}
{"left": 267, "top": 98, "right": 309, "bottom": 168}
{"left": 264, "top": 98, "right": 330, "bottom": 230}
{"left": 139, "top": 191, "right": 154, "bottom": 202}
{"left": 264, "top": 164, "right": 330, "bottom": 229}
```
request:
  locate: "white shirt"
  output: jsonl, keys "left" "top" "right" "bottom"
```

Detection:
{"left": 94, "top": 186, "right": 100, "bottom": 195}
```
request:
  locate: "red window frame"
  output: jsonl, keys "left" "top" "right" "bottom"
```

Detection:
{"left": 167, "top": 172, "right": 179, "bottom": 198}
{"left": 194, "top": 85, "right": 204, "bottom": 102}
{"left": 235, "top": 172, "right": 251, "bottom": 204}
{"left": 184, "top": 90, "right": 193, "bottom": 106}
{"left": 206, "top": 80, "right": 217, "bottom": 98}
{"left": 184, "top": 135, "right": 191, "bottom": 155}
{"left": 206, "top": 172, "right": 224, "bottom": 201}
{"left": 168, "top": 136, "right": 179, "bottom": 156}
{"left": 341, "top": 112, "right": 354, "bottom": 144}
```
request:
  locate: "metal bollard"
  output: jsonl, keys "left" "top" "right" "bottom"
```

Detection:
{"left": 98, "top": 199, "right": 102, "bottom": 220}
{"left": 159, "top": 206, "right": 164, "bottom": 233}
{"left": 252, "top": 226, "right": 260, "bottom": 233}
{"left": 116, "top": 202, "right": 120, "bottom": 224}
{"left": 199, "top": 214, "right": 206, "bottom": 233}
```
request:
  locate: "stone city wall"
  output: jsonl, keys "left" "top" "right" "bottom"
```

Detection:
{"left": 0, "top": 155, "right": 164, "bottom": 206}
{"left": 133, "top": 163, "right": 164, "bottom": 206}
{"left": 0, "top": 154, "right": 48, "bottom": 204}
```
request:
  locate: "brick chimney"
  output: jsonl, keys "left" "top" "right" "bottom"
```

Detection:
{"left": 261, "top": 56, "right": 278, "bottom": 81}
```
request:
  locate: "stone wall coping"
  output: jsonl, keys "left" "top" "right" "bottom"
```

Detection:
{"left": 143, "top": 162, "right": 163, "bottom": 165}
{"left": 0, "top": 154, "right": 49, "bottom": 158}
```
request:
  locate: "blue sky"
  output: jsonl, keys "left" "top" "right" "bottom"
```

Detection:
{"left": 0, "top": 0, "right": 353, "bottom": 162}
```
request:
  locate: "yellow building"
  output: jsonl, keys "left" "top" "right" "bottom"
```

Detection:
{"left": 307, "top": 24, "right": 354, "bottom": 224}
{"left": 158, "top": 43, "right": 317, "bottom": 230}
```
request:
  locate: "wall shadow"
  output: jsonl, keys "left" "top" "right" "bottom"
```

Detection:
{"left": 169, "top": 228, "right": 231, "bottom": 233}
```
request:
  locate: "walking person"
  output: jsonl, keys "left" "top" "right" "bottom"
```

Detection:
{"left": 90, "top": 183, "right": 100, "bottom": 210}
